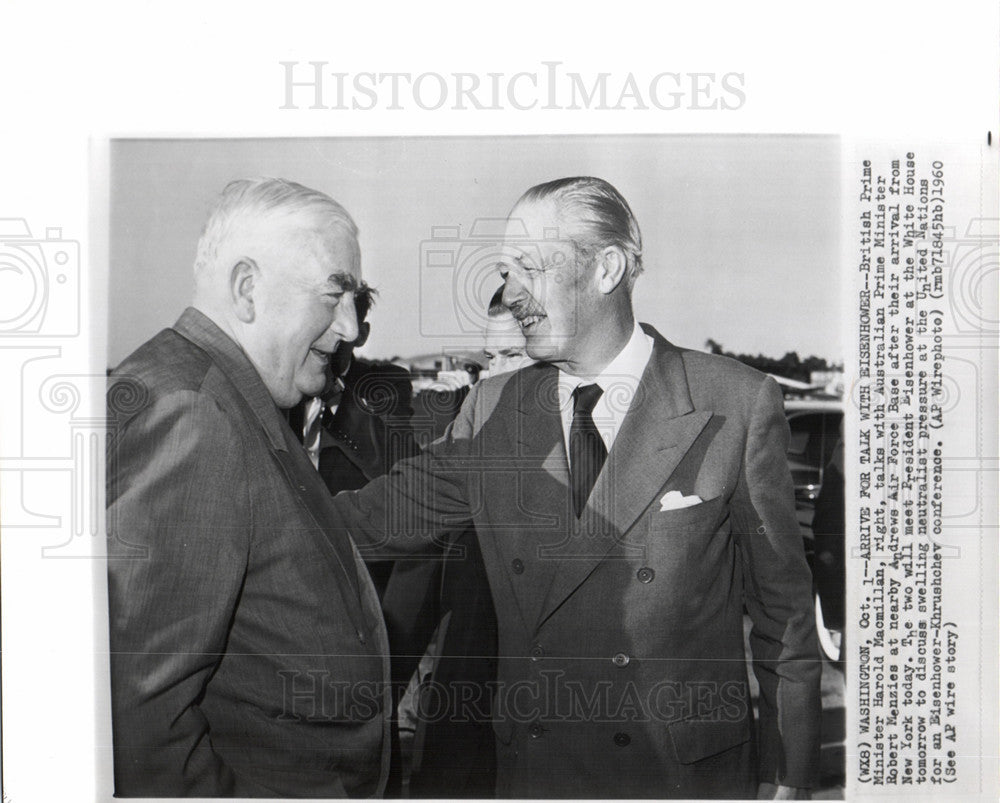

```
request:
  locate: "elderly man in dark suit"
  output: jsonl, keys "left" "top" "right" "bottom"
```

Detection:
{"left": 106, "top": 177, "right": 391, "bottom": 797}
{"left": 333, "top": 177, "right": 821, "bottom": 799}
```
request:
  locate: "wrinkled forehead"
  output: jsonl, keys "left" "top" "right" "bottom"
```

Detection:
{"left": 264, "top": 218, "right": 361, "bottom": 283}
{"left": 500, "top": 198, "right": 581, "bottom": 271}
{"left": 505, "top": 197, "right": 576, "bottom": 241}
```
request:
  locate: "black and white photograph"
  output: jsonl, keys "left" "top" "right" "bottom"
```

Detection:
{"left": 0, "top": 4, "right": 996, "bottom": 803}
{"left": 104, "top": 136, "right": 845, "bottom": 798}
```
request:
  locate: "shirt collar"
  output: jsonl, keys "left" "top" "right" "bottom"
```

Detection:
{"left": 557, "top": 319, "right": 653, "bottom": 410}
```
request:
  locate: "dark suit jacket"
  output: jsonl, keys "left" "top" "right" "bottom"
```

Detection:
{"left": 411, "top": 385, "right": 471, "bottom": 445}
{"left": 316, "top": 359, "right": 418, "bottom": 494}
{"left": 333, "top": 325, "right": 821, "bottom": 799}
{"left": 288, "top": 359, "right": 421, "bottom": 598}
{"left": 106, "top": 308, "right": 391, "bottom": 797}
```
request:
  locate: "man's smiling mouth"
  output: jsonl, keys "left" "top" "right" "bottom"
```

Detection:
{"left": 517, "top": 315, "right": 545, "bottom": 330}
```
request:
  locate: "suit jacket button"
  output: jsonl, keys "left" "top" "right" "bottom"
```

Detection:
{"left": 636, "top": 567, "right": 655, "bottom": 583}
{"left": 613, "top": 732, "right": 631, "bottom": 747}
{"left": 756, "top": 524, "right": 767, "bottom": 534}
{"left": 530, "top": 644, "right": 544, "bottom": 661}
{"left": 612, "top": 652, "right": 630, "bottom": 667}
{"left": 511, "top": 558, "right": 525, "bottom": 575}
{"left": 528, "top": 721, "right": 544, "bottom": 739}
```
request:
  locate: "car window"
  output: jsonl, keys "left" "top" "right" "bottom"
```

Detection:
{"left": 786, "top": 410, "right": 844, "bottom": 476}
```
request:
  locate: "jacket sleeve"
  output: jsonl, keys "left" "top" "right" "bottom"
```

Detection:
{"left": 331, "top": 382, "right": 482, "bottom": 559}
{"left": 106, "top": 390, "right": 250, "bottom": 797}
{"left": 731, "top": 377, "right": 822, "bottom": 789}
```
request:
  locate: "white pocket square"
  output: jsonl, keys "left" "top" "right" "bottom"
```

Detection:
{"left": 659, "top": 490, "right": 703, "bottom": 511}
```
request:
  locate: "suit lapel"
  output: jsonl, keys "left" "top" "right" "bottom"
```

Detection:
{"left": 514, "top": 366, "right": 569, "bottom": 485}
{"left": 535, "top": 331, "right": 712, "bottom": 629}
{"left": 173, "top": 308, "right": 371, "bottom": 635}
{"left": 590, "top": 336, "right": 712, "bottom": 538}
{"left": 273, "top": 430, "right": 372, "bottom": 636}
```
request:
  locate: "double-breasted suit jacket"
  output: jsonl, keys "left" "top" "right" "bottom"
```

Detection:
{"left": 107, "top": 308, "right": 391, "bottom": 798}
{"left": 333, "top": 324, "right": 821, "bottom": 799}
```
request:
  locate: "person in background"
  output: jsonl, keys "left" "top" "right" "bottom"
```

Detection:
{"left": 481, "top": 286, "right": 536, "bottom": 379}
{"left": 410, "top": 287, "right": 528, "bottom": 443}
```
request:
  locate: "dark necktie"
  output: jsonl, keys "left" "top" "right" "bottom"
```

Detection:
{"left": 316, "top": 384, "right": 345, "bottom": 474}
{"left": 570, "top": 383, "right": 607, "bottom": 518}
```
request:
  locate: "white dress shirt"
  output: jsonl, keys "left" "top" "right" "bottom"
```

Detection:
{"left": 556, "top": 320, "right": 654, "bottom": 463}
{"left": 301, "top": 376, "right": 345, "bottom": 470}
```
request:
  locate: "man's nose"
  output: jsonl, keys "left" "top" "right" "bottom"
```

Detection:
{"left": 329, "top": 294, "right": 359, "bottom": 344}
{"left": 500, "top": 268, "right": 528, "bottom": 310}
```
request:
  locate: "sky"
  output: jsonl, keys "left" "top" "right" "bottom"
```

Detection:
{"left": 109, "top": 135, "right": 841, "bottom": 368}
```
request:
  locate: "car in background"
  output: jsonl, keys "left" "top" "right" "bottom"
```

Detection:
{"left": 784, "top": 398, "right": 844, "bottom": 509}
{"left": 783, "top": 397, "right": 844, "bottom": 664}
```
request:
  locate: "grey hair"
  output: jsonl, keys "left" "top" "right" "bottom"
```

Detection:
{"left": 518, "top": 176, "right": 643, "bottom": 288}
{"left": 193, "top": 177, "right": 358, "bottom": 276}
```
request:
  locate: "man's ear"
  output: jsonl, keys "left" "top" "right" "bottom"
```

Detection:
{"left": 230, "top": 259, "right": 258, "bottom": 322}
{"left": 594, "top": 246, "right": 628, "bottom": 294}
{"left": 354, "top": 321, "right": 371, "bottom": 349}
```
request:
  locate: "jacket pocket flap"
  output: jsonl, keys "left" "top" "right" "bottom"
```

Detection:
{"left": 666, "top": 712, "right": 751, "bottom": 764}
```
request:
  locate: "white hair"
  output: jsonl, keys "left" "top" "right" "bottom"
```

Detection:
{"left": 193, "top": 177, "right": 358, "bottom": 278}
